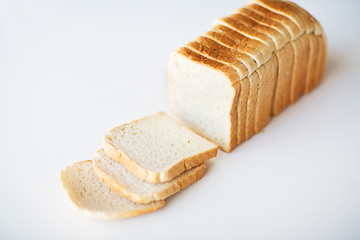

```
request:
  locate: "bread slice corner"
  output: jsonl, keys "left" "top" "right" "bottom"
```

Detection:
{"left": 60, "top": 160, "right": 164, "bottom": 219}
{"left": 93, "top": 149, "right": 206, "bottom": 204}
{"left": 103, "top": 112, "right": 218, "bottom": 183}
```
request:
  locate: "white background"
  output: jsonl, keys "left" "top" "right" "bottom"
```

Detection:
{"left": 1, "top": 0, "right": 360, "bottom": 239}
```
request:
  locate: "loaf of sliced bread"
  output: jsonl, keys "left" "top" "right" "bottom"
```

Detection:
{"left": 168, "top": 0, "right": 327, "bottom": 152}
{"left": 93, "top": 149, "right": 206, "bottom": 204}
{"left": 103, "top": 112, "right": 218, "bottom": 183}
{"left": 60, "top": 161, "right": 164, "bottom": 219}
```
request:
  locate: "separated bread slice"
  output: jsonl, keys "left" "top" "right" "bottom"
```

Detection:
{"left": 60, "top": 161, "right": 164, "bottom": 219}
{"left": 103, "top": 112, "right": 218, "bottom": 182}
{"left": 93, "top": 149, "right": 206, "bottom": 204}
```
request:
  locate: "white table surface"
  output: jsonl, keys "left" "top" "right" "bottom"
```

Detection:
{"left": 1, "top": 0, "right": 359, "bottom": 239}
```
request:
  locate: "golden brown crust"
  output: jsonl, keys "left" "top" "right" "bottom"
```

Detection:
{"left": 245, "top": 72, "right": 259, "bottom": 140}
{"left": 222, "top": 15, "right": 276, "bottom": 53}
{"left": 238, "top": 6, "right": 291, "bottom": 43}
{"left": 227, "top": 81, "right": 241, "bottom": 152}
{"left": 177, "top": 47, "right": 240, "bottom": 85}
{"left": 314, "top": 35, "right": 327, "bottom": 88}
{"left": 206, "top": 29, "right": 265, "bottom": 69}
{"left": 290, "top": 35, "right": 309, "bottom": 103}
{"left": 254, "top": 53, "right": 278, "bottom": 133}
{"left": 94, "top": 163, "right": 206, "bottom": 204}
{"left": 272, "top": 42, "right": 294, "bottom": 115}
{"left": 304, "top": 34, "right": 319, "bottom": 94}
{"left": 246, "top": 3, "right": 303, "bottom": 40}
{"left": 237, "top": 78, "right": 250, "bottom": 144}
{"left": 197, "top": 34, "right": 257, "bottom": 76}
{"left": 230, "top": 12, "right": 285, "bottom": 50}
{"left": 187, "top": 39, "right": 248, "bottom": 79}
{"left": 287, "top": 1, "right": 323, "bottom": 35}
{"left": 253, "top": 0, "right": 307, "bottom": 32}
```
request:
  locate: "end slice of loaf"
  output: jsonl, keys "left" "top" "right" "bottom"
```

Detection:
{"left": 60, "top": 161, "right": 164, "bottom": 219}
{"left": 103, "top": 112, "right": 218, "bottom": 183}
{"left": 93, "top": 149, "right": 206, "bottom": 204}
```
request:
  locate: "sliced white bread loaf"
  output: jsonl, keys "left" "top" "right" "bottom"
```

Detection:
{"left": 93, "top": 149, "right": 206, "bottom": 204}
{"left": 103, "top": 112, "right": 218, "bottom": 183}
{"left": 60, "top": 161, "right": 164, "bottom": 219}
{"left": 168, "top": 0, "right": 327, "bottom": 152}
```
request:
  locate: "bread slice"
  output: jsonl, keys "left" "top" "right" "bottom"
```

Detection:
{"left": 103, "top": 112, "right": 218, "bottom": 182}
{"left": 60, "top": 161, "right": 164, "bottom": 219}
{"left": 168, "top": 47, "right": 240, "bottom": 152}
{"left": 237, "top": 77, "right": 250, "bottom": 144}
{"left": 245, "top": 72, "right": 260, "bottom": 140}
{"left": 272, "top": 42, "right": 294, "bottom": 115}
{"left": 254, "top": 53, "right": 278, "bottom": 133}
{"left": 93, "top": 149, "right": 206, "bottom": 204}
{"left": 290, "top": 35, "right": 309, "bottom": 103}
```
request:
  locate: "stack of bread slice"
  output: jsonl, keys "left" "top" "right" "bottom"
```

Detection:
{"left": 168, "top": 0, "right": 327, "bottom": 152}
{"left": 61, "top": 112, "right": 218, "bottom": 219}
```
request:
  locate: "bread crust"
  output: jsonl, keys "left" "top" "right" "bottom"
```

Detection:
{"left": 237, "top": 6, "right": 291, "bottom": 44}
{"left": 94, "top": 161, "right": 206, "bottom": 204}
{"left": 230, "top": 12, "right": 285, "bottom": 50}
{"left": 206, "top": 28, "right": 266, "bottom": 68}
{"left": 237, "top": 78, "right": 250, "bottom": 144}
{"left": 272, "top": 42, "right": 294, "bottom": 115}
{"left": 246, "top": 3, "right": 303, "bottom": 39}
{"left": 198, "top": 34, "right": 257, "bottom": 75}
{"left": 290, "top": 35, "right": 309, "bottom": 103}
{"left": 254, "top": 53, "right": 278, "bottom": 133}
{"left": 245, "top": 71, "right": 259, "bottom": 140}
{"left": 304, "top": 34, "right": 319, "bottom": 93}
{"left": 187, "top": 39, "right": 248, "bottom": 79}
{"left": 220, "top": 15, "right": 276, "bottom": 55}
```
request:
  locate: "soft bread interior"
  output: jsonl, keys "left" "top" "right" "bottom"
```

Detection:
{"left": 168, "top": 53, "right": 236, "bottom": 151}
